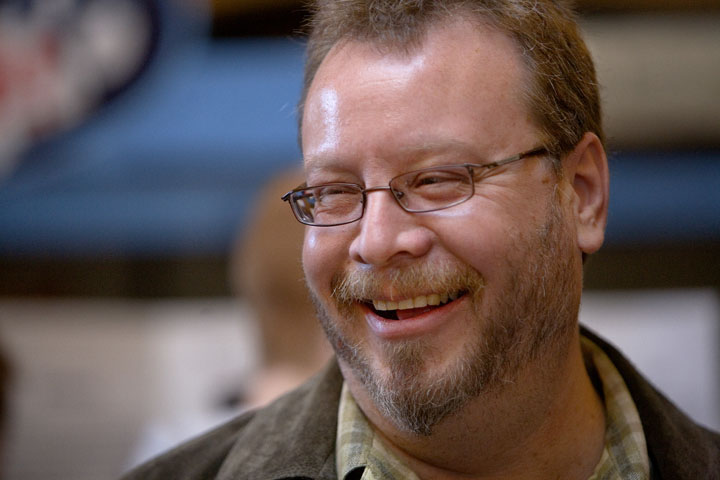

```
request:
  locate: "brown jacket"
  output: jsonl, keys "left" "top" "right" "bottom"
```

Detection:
{"left": 121, "top": 328, "right": 720, "bottom": 479}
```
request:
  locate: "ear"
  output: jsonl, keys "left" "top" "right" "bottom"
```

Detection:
{"left": 562, "top": 132, "right": 609, "bottom": 255}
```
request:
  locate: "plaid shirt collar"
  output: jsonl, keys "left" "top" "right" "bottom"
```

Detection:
{"left": 336, "top": 382, "right": 420, "bottom": 480}
{"left": 335, "top": 335, "right": 650, "bottom": 480}
{"left": 582, "top": 336, "right": 651, "bottom": 480}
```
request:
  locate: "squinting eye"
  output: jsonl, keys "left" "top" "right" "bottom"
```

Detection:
{"left": 416, "top": 175, "right": 453, "bottom": 186}
{"left": 309, "top": 185, "right": 362, "bottom": 214}
{"left": 316, "top": 186, "right": 358, "bottom": 201}
{"left": 408, "top": 170, "right": 468, "bottom": 189}
{"left": 319, "top": 187, "right": 351, "bottom": 196}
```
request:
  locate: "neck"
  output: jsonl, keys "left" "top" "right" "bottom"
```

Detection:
{"left": 343, "top": 331, "right": 606, "bottom": 480}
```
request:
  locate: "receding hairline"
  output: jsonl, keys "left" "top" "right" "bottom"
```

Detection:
{"left": 301, "top": 0, "right": 602, "bottom": 161}
{"left": 300, "top": 11, "right": 539, "bottom": 143}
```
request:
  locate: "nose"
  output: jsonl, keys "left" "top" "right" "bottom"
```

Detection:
{"left": 348, "top": 187, "right": 433, "bottom": 267}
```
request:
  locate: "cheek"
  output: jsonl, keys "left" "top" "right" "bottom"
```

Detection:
{"left": 429, "top": 204, "right": 519, "bottom": 276}
{"left": 302, "top": 228, "right": 349, "bottom": 293}
{"left": 302, "top": 230, "right": 322, "bottom": 291}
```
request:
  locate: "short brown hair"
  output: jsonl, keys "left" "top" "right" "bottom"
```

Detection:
{"left": 299, "top": 0, "right": 603, "bottom": 159}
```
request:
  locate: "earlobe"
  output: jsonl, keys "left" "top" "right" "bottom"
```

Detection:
{"left": 564, "top": 132, "right": 609, "bottom": 255}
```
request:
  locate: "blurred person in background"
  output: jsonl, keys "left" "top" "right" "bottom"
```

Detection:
{"left": 232, "top": 168, "right": 332, "bottom": 408}
{"left": 122, "top": 0, "right": 720, "bottom": 479}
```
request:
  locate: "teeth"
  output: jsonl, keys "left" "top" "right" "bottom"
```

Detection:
{"left": 372, "top": 292, "right": 460, "bottom": 311}
{"left": 398, "top": 299, "right": 414, "bottom": 309}
{"left": 413, "top": 296, "right": 427, "bottom": 308}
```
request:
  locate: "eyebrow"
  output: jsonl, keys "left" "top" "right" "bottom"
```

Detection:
{"left": 303, "top": 139, "right": 488, "bottom": 175}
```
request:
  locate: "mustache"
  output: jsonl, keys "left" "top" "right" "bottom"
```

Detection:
{"left": 331, "top": 261, "right": 485, "bottom": 304}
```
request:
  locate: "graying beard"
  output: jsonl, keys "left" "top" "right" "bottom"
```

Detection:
{"left": 310, "top": 198, "right": 579, "bottom": 436}
{"left": 313, "top": 292, "right": 487, "bottom": 436}
{"left": 365, "top": 343, "right": 483, "bottom": 435}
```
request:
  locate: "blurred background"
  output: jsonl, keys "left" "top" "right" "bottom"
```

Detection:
{"left": 0, "top": 0, "right": 718, "bottom": 478}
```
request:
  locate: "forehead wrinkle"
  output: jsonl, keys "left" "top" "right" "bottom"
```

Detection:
{"left": 397, "top": 139, "right": 488, "bottom": 160}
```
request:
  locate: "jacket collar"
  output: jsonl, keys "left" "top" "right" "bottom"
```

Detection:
{"left": 581, "top": 326, "right": 720, "bottom": 479}
{"left": 217, "top": 360, "right": 344, "bottom": 479}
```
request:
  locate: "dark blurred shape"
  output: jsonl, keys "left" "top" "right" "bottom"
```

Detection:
{"left": 211, "top": 0, "right": 310, "bottom": 37}
{"left": 0, "top": 344, "right": 11, "bottom": 468}
{"left": 574, "top": 0, "right": 720, "bottom": 13}
{"left": 0, "top": 257, "right": 230, "bottom": 298}
{"left": 207, "top": 0, "right": 720, "bottom": 39}
{"left": 585, "top": 244, "right": 720, "bottom": 290}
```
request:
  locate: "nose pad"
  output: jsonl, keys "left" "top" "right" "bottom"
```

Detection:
{"left": 349, "top": 188, "right": 432, "bottom": 266}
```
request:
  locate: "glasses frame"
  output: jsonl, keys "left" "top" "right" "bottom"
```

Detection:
{"left": 281, "top": 146, "right": 548, "bottom": 227}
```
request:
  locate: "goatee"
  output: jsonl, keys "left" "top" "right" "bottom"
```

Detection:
{"left": 309, "top": 199, "right": 579, "bottom": 435}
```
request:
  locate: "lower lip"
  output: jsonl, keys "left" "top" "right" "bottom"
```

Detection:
{"left": 363, "top": 295, "right": 469, "bottom": 340}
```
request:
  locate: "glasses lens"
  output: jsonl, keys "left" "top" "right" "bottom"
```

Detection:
{"left": 291, "top": 184, "right": 363, "bottom": 225}
{"left": 289, "top": 190, "right": 315, "bottom": 224}
{"left": 391, "top": 166, "right": 473, "bottom": 212}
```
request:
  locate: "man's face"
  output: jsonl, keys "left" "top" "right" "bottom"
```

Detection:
{"left": 300, "top": 20, "right": 583, "bottom": 435}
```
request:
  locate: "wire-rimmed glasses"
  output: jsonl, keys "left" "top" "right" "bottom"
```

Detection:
{"left": 281, "top": 146, "right": 547, "bottom": 226}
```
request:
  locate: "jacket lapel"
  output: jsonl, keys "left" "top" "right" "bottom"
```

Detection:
{"left": 217, "top": 360, "right": 344, "bottom": 479}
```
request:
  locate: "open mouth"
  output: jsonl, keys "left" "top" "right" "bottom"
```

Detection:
{"left": 367, "top": 291, "right": 465, "bottom": 320}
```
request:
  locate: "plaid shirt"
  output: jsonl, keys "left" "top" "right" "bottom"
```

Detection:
{"left": 336, "top": 336, "right": 651, "bottom": 480}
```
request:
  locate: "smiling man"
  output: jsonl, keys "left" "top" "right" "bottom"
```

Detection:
{"left": 122, "top": 1, "right": 719, "bottom": 479}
